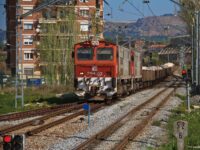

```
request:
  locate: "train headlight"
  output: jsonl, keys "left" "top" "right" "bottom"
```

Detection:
{"left": 80, "top": 72, "right": 84, "bottom": 75}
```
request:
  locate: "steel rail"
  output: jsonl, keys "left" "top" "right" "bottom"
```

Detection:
{"left": 113, "top": 89, "right": 174, "bottom": 150}
{"left": 0, "top": 102, "right": 84, "bottom": 122}
{"left": 26, "top": 103, "right": 104, "bottom": 136}
{"left": 74, "top": 82, "right": 176, "bottom": 150}
{"left": 0, "top": 104, "right": 83, "bottom": 136}
{"left": 113, "top": 81, "right": 181, "bottom": 149}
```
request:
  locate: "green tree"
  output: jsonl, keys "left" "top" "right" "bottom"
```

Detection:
{"left": 178, "top": 0, "right": 200, "bottom": 33}
{"left": 38, "top": 6, "right": 79, "bottom": 86}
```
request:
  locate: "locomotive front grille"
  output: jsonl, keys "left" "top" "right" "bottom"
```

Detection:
{"left": 76, "top": 77, "right": 117, "bottom": 98}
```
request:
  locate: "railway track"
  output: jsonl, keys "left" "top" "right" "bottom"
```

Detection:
{"left": 114, "top": 89, "right": 173, "bottom": 149}
{"left": 0, "top": 81, "right": 166, "bottom": 147}
{"left": 0, "top": 78, "right": 180, "bottom": 149}
{"left": 0, "top": 103, "right": 104, "bottom": 147}
{"left": 0, "top": 103, "right": 84, "bottom": 136}
{"left": 0, "top": 78, "right": 161, "bottom": 123}
{"left": 0, "top": 102, "right": 84, "bottom": 122}
{"left": 26, "top": 103, "right": 104, "bottom": 136}
{"left": 74, "top": 81, "right": 179, "bottom": 150}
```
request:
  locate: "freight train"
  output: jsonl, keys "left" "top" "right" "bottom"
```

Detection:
{"left": 73, "top": 40, "right": 174, "bottom": 100}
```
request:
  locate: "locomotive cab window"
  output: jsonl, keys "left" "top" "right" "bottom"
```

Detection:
{"left": 77, "top": 47, "right": 93, "bottom": 60}
{"left": 97, "top": 48, "right": 113, "bottom": 60}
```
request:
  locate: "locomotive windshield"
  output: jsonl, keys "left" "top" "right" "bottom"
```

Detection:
{"left": 97, "top": 48, "right": 113, "bottom": 60}
{"left": 77, "top": 47, "right": 93, "bottom": 60}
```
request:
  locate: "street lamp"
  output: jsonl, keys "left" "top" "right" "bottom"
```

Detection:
{"left": 36, "top": 25, "right": 40, "bottom": 33}
{"left": 35, "top": 25, "right": 41, "bottom": 46}
{"left": 164, "top": 25, "right": 170, "bottom": 62}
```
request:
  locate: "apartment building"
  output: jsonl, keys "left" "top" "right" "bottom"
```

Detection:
{"left": 6, "top": 0, "right": 104, "bottom": 78}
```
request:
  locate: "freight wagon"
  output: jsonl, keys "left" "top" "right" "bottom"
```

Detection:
{"left": 73, "top": 40, "right": 174, "bottom": 101}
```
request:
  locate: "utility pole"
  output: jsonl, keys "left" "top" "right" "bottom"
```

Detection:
{"left": 192, "top": 25, "right": 195, "bottom": 84}
{"left": 186, "top": 80, "right": 191, "bottom": 112}
{"left": 116, "top": 34, "right": 119, "bottom": 46}
{"left": 129, "top": 36, "right": 134, "bottom": 91}
{"left": 195, "top": 11, "right": 199, "bottom": 87}
{"left": 13, "top": 0, "right": 72, "bottom": 108}
{"left": 179, "top": 46, "right": 185, "bottom": 69}
{"left": 129, "top": 36, "right": 131, "bottom": 50}
{"left": 15, "top": 1, "right": 24, "bottom": 108}
{"left": 170, "top": 0, "right": 200, "bottom": 95}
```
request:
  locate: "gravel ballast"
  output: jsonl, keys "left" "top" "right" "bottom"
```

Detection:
{"left": 50, "top": 87, "right": 167, "bottom": 150}
{"left": 0, "top": 80, "right": 184, "bottom": 150}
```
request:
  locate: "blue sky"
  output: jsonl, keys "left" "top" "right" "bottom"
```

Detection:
{"left": 0, "top": 0, "right": 176, "bottom": 30}
{"left": 0, "top": 0, "right": 5, "bottom": 30}
{"left": 104, "top": 0, "right": 176, "bottom": 22}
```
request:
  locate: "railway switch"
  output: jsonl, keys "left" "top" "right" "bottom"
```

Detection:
{"left": 3, "top": 135, "right": 12, "bottom": 150}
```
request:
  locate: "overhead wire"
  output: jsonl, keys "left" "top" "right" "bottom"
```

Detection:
{"left": 119, "top": 0, "right": 155, "bottom": 40}
{"left": 146, "top": 3, "right": 166, "bottom": 35}
{"left": 103, "top": 0, "right": 128, "bottom": 39}
{"left": 146, "top": 2, "right": 189, "bottom": 40}
{"left": 77, "top": 1, "right": 107, "bottom": 39}
{"left": 104, "top": 0, "right": 149, "bottom": 43}
{"left": 121, "top": 0, "right": 158, "bottom": 33}
{"left": 126, "top": 0, "right": 145, "bottom": 17}
{"left": 125, "top": 0, "right": 184, "bottom": 40}
{"left": 111, "top": 0, "right": 140, "bottom": 32}
{"left": 147, "top": 3, "right": 191, "bottom": 43}
{"left": 118, "top": 2, "right": 141, "bottom": 17}
{"left": 103, "top": 0, "right": 113, "bottom": 18}
{"left": 118, "top": 0, "right": 190, "bottom": 45}
{"left": 146, "top": 2, "right": 190, "bottom": 43}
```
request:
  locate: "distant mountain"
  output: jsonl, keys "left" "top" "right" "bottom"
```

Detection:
{"left": 0, "top": 29, "right": 6, "bottom": 43}
{"left": 161, "top": 14, "right": 174, "bottom": 16}
{"left": 104, "top": 15, "right": 188, "bottom": 42}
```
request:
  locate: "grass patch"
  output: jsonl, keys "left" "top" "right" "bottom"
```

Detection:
{"left": 159, "top": 108, "right": 200, "bottom": 150}
{"left": 0, "top": 85, "right": 80, "bottom": 115}
{"left": 152, "top": 120, "right": 161, "bottom": 127}
{"left": 147, "top": 147, "right": 154, "bottom": 150}
{"left": 0, "top": 91, "right": 16, "bottom": 114}
{"left": 175, "top": 93, "right": 186, "bottom": 101}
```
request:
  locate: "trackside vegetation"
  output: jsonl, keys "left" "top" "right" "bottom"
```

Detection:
{"left": 159, "top": 95, "right": 200, "bottom": 150}
{"left": 0, "top": 86, "right": 79, "bottom": 115}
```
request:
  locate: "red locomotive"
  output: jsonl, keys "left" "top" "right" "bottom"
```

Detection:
{"left": 73, "top": 40, "right": 174, "bottom": 100}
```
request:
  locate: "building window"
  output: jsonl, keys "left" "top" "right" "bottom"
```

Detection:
{"left": 80, "top": 9, "right": 89, "bottom": 17}
{"left": 60, "top": 10, "right": 66, "bottom": 18}
{"left": 24, "top": 22, "right": 33, "bottom": 30}
{"left": 24, "top": 68, "right": 34, "bottom": 75}
{"left": 80, "top": 36, "right": 88, "bottom": 41}
{"left": 42, "top": 11, "right": 50, "bottom": 19}
{"left": 23, "top": 7, "right": 33, "bottom": 16}
{"left": 24, "top": 52, "right": 33, "bottom": 60}
{"left": 80, "top": 23, "right": 89, "bottom": 32}
{"left": 24, "top": 35, "right": 33, "bottom": 45}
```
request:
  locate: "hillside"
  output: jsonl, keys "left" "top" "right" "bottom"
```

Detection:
{"left": 104, "top": 15, "right": 187, "bottom": 42}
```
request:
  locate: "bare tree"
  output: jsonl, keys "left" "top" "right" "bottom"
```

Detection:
{"left": 178, "top": 0, "right": 200, "bottom": 33}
